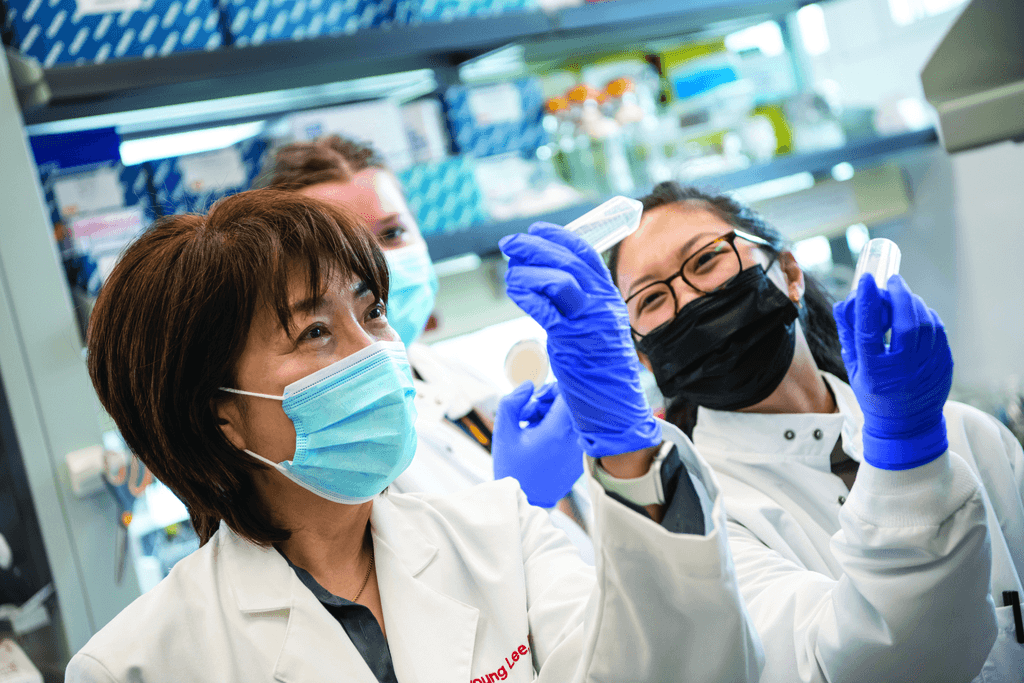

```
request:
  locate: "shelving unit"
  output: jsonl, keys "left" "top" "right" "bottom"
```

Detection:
{"left": 20, "top": 0, "right": 817, "bottom": 135}
{"left": 424, "top": 127, "right": 939, "bottom": 260}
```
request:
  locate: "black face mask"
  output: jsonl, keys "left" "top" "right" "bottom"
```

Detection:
{"left": 635, "top": 265, "right": 798, "bottom": 411}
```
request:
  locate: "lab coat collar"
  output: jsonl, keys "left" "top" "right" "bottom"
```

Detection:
{"left": 217, "top": 521, "right": 383, "bottom": 683}
{"left": 219, "top": 521, "right": 298, "bottom": 613}
{"left": 219, "top": 496, "right": 477, "bottom": 683}
{"left": 371, "top": 494, "right": 480, "bottom": 682}
{"left": 692, "top": 372, "right": 864, "bottom": 471}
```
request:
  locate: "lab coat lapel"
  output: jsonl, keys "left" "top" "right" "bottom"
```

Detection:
{"left": 371, "top": 495, "right": 480, "bottom": 683}
{"left": 219, "top": 524, "right": 380, "bottom": 683}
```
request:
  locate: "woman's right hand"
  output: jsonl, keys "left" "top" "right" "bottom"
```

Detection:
{"left": 833, "top": 274, "right": 953, "bottom": 470}
{"left": 499, "top": 223, "right": 662, "bottom": 459}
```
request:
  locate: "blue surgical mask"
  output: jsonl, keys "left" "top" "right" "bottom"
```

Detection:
{"left": 220, "top": 341, "right": 417, "bottom": 505}
{"left": 385, "top": 242, "right": 438, "bottom": 345}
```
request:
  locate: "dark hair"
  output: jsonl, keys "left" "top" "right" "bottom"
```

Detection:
{"left": 608, "top": 181, "right": 848, "bottom": 437}
{"left": 258, "top": 134, "right": 386, "bottom": 191}
{"left": 87, "top": 189, "right": 390, "bottom": 546}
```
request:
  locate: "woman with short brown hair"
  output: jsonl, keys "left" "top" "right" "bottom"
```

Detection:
{"left": 68, "top": 188, "right": 763, "bottom": 683}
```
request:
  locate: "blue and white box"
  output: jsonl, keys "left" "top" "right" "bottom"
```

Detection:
{"left": 36, "top": 161, "right": 154, "bottom": 294}
{"left": 443, "top": 78, "right": 547, "bottom": 158}
{"left": 221, "top": 0, "right": 392, "bottom": 46}
{"left": 397, "top": 156, "right": 489, "bottom": 236}
{"left": 393, "top": 0, "right": 536, "bottom": 24}
{"left": 3, "top": 0, "right": 224, "bottom": 67}
{"left": 150, "top": 136, "right": 269, "bottom": 216}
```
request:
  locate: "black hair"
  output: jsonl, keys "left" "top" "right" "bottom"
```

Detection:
{"left": 607, "top": 181, "right": 848, "bottom": 437}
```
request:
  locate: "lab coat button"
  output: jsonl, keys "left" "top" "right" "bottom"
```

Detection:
{"left": 838, "top": 495, "right": 847, "bottom": 505}
{"left": 813, "top": 429, "right": 823, "bottom": 440}
{"left": 784, "top": 430, "right": 795, "bottom": 440}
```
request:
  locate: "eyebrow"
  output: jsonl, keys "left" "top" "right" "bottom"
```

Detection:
{"left": 626, "top": 230, "right": 721, "bottom": 298}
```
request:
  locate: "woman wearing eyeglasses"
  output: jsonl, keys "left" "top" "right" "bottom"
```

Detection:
{"left": 608, "top": 182, "right": 1024, "bottom": 682}
{"left": 500, "top": 180, "right": 1023, "bottom": 682}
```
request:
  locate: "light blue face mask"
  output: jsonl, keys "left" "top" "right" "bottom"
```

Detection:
{"left": 220, "top": 341, "right": 418, "bottom": 505}
{"left": 385, "top": 242, "right": 439, "bottom": 345}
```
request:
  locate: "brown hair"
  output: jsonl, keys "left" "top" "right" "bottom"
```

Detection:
{"left": 87, "top": 189, "right": 389, "bottom": 545}
{"left": 258, "top": 134, "right": 386, "bottom": 191}
{"left": 608, "top": 181, "right": 847, "bottom": 437}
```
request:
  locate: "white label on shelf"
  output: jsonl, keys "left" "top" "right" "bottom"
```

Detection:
{"left": 76, "top": 0, "right": 143, "bottom": 15}
{"left": 288, "top": 100, "right": 414, "bottom": 171}
{"left": 178, "top": 146, "right": 247, "bottom": 193}
{"left": 468, "top": 83, "right": 524, "bottom": 125}
{"left": 468, "top": 83, "right": 523, "bottom": 126}
{"left": 53, "top": 166, "right": 124, "bottom": 219}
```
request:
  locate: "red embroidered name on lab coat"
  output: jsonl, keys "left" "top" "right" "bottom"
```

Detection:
{"left": 470, "top": 642, "right": 530, "bottom": 682}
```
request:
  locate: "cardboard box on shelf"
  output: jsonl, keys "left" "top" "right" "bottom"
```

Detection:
{"left": 2, "top": 0, "right": 224, "bottom": 67}
{"left": 443, "top": 78, "right": 547, "bottom": 158}
{"left": 149, "top": 135, "right": 269, "bottom": 216}
{"left": 393, "top": 0, "right": 537, "bottom": 24}
{"left": 397, "top": 156, "right": 489, "bottom": 236}
{"left": 220, "top": 0, "right": 394, "bottom": 46}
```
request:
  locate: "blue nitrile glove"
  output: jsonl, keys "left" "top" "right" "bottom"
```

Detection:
{"left": 498, "top": 223, "right": 662, "bottom": 457}
{"left": 493, "top": 381, "right": 584, "bottom": 508}
{"left": 833, "top": 274, "right": 953, "bottom": 470}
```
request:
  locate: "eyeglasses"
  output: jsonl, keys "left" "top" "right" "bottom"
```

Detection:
{"left": 625, "top": 229, "right": 776, "bottom": 339}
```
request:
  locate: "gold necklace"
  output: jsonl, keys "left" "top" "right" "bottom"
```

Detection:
{"left": 352, "top": 551, "right": 375, "bottom": 603}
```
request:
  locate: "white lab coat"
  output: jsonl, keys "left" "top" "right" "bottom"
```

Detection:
{"left": 691, "top": 372, "right": 1022, "bottom": 683}
{"left": 395, "top": 342, "right": 595, "bottom": 561}
{"left": 65, "top": 419, "right": 764, "bottom": 683}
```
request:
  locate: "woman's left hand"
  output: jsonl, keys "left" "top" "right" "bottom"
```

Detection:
{"left": 492, "top": 381, "right": 583, "bottom": 508}
{"left": 499, "top": 223, "right": 662, "bottom": 459}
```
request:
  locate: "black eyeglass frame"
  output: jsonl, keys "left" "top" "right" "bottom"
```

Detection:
{"left": 625, "top": 228, "right": 778, "bottom": 340}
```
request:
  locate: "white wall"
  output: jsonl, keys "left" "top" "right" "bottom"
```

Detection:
{"left": 948, "top": 141, "right": 1024, "bottom": 393}
{"left": 806, "top": 0, "right": 962, "bottom": 107}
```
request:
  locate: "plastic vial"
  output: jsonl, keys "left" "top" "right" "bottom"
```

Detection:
{"left": 853, "top": 238, "right": 901, "bottom": 290}
{"left": 565, "top": 196, "right": 644, "bottom": 254}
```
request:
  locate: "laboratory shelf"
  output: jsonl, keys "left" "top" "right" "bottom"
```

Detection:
{"left": 424, "top": 127, "right": 939, "bottom": 260}
{"left": 19, "top": 0, "right": 821, "bottom": 134}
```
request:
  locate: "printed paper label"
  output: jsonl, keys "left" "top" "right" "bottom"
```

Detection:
{"left": 178, "top": 147, "right": 247, "bottom": 193}
{"left": 76, "top": 0, "right": 144, "bottom": 15}
{"left": 53, "top": 167, "right": 124, "bottom": 218}
{"left": 467, "top": 84, "right": 523, "bottom": 126}
{"left": 69, "top": 206, "right": 145, "bottom": 253}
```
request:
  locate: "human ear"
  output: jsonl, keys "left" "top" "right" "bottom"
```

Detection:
{"left": 778, "top": 251, "right": 805, "bottom": 304}
{"left": 214, "top": 398, "right": 248, "bottom": 451}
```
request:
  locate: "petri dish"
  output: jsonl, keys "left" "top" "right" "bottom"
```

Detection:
{"left": 504, "top": 339, "right": 549, "bottom": 388}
